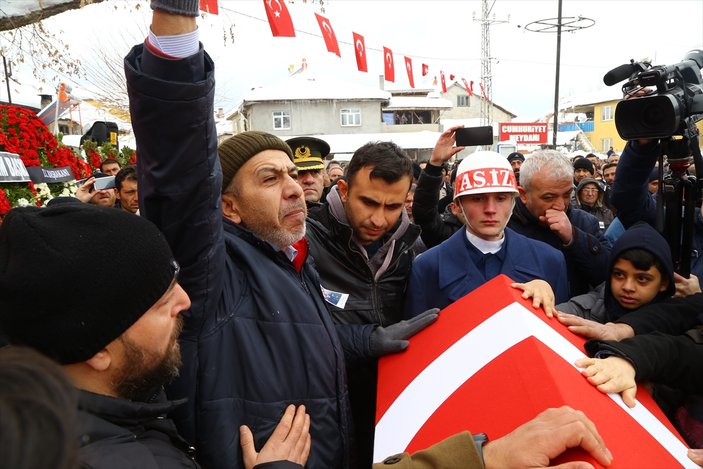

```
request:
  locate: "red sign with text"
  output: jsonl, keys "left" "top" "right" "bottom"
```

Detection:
{"left": 375, "top": 275, "right": 692, "bottom": 467}
{"left": 499, "top": 122, "right": 548, "bottom": 143}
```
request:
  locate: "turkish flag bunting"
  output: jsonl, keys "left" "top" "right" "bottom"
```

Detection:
{"left": 384, "top": 47, "right": 395, "bottom": 82}
{"left": 199, "top": 0, "right": 218, "bottom": 14}
{"left": 315, "top": 13, "right": 340, "bottom": 57}
{"left": 353, "top": 32, "right": 367, "bottom": 72}
{"left": 462, "top": 78, "right": 474, "bottom": 96}
{"left": 440, "top": 70, "right": 447, "bottom": 93}
{"left": 263, "top": 0, "right": 295, "bottom": 37}
{"left": 449, "top": 74, "right": 455, "bottom": 81}
{"left": 422, "top": 63, "right": 429, "bottom": 76}
{"left": 404, "top": 57, "right": 415, "bottom": 88}
{"left": 480, "top": 82, "right": 488, "bottom": 100}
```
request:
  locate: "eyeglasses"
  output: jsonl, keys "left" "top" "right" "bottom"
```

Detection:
{"left": 581, "top": 188, "right": 599, "bottom": 194}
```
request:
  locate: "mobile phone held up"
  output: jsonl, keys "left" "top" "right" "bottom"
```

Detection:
{"left": 93, "top": 176, "right": 116, "bottom": 191}
{"left": 455, "top": 126, "right": 493, "bottom": 147}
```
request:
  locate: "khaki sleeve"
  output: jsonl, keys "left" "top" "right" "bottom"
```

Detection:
{"left": 373, "top": 431, "right": 483, "bottom": 469}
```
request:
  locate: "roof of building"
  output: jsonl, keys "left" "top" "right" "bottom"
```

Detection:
{"left": 384, "top": 95, "right": 453, "bottom": 110}
{"left": 241, "top": 68, "right": 391, "bottom": 104}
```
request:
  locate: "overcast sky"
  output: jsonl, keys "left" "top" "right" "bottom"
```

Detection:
{"left": 2, "top": 0, "right": 703, "bottom": 118}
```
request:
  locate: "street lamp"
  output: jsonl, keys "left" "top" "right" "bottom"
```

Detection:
{"left": 524, "top": 1, "right": 594, "bottom": 148}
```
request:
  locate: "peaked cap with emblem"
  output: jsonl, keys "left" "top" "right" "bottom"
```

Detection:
{"left": 286, "top": 136, "right": 330, "bottom": 171}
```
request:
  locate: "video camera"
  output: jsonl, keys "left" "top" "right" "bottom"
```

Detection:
{"left": 603, "top": 49, "right": 703, "bottom": 140}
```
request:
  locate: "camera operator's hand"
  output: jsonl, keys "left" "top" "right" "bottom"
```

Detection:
{"left": 429, "top": 125, "right": 465, "bottom": 166}
{"left": 75, "top": 177, "right": 95, "bottom": 203}
{"left": 541, "top": 208, "right": 574, "bottom": 245}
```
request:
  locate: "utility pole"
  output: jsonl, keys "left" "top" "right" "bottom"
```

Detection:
{"left": 473, "top": 0, "right": 507, "bottom": 127}
{"left": 2, "top": 56, "right": 11, "bottom": 104}
{"left": 524, "top": 6, "right": 594, "bottom": 148}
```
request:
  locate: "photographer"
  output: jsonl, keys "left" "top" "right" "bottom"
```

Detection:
{"left": 610, "top": 139, "right": 703, "bottom": 294}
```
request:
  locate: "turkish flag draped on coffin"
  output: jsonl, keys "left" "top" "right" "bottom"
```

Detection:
{"left": 375, "top": 275, "right": 693, "bottom": 468}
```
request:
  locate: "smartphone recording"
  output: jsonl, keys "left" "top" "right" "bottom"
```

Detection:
{"left": 455, "top": 126, "right": 494, "bottom": 147}
{"left": 93, "top": 176, "right": 116, "bottom": 191}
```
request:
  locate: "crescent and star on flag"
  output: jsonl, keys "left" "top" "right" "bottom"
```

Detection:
{"left": 266, "top": 0, "right": 283, "bottom": 18}
{"left": 356, "top": 39, "right": 364, "bottom": 57}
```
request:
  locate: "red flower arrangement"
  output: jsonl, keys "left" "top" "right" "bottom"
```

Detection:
{"left": 0, "top": 104, "right": 93, "bottom": 217}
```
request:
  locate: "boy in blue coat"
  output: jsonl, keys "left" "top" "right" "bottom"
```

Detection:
{"left": 405, "top": 151, "right": 569, "bottom": 318}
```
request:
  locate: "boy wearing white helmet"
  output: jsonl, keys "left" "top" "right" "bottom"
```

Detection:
{"left": 404, "top": 150, "right": 570, "bottom": 318}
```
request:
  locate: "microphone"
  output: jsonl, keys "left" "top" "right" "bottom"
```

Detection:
{"left": 603, "top": 63, "right": 637, "bottom": 86}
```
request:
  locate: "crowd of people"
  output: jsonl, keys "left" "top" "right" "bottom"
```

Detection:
{"left": 1, "top": 1, "right": 703, "bottom": 468}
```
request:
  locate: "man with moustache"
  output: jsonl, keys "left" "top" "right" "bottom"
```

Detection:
{"left": 126, "top": 3, "right": 352, "bottom": 468}
{"left": 0, "top": 203, "right": 310, "bottom": 468}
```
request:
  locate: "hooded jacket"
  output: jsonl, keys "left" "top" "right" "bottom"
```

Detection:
{"left": 557, "top": 222, "right": 675, "bottom": 322}
{"left": 574, "top": 177, "right": 614, "bottom": 231}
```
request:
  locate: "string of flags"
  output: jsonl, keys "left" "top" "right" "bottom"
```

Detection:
{"left": 200, "top": 0, "right": 489, "bottom": 99}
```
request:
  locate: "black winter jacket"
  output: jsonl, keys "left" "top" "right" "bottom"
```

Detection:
{"left": 508, "top": 198, "right": 610, "bottom": 296}
{"left": 126, "top": 44, "right": 351, "bottom": 469}
{"left": 76, "top": 390, "right": 198, "bottom": 469}
{"left": 412, "top": 163, "right": 462, "bottom": 248}
{"left": 307, "top": 187, "right": 420, "bottom": 328}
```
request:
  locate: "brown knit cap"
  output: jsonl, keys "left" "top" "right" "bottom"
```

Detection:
{"left": 218, "top": 131, "right": 294, "bottom": 193}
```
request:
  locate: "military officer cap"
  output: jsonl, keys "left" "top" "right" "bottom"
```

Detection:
{"left": 286, "top": 136, "right": 330, "bottom": 171}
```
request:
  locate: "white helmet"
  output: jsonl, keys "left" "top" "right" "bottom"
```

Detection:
{"left": 454, "top": 151, "right": 518, "bottom": 199}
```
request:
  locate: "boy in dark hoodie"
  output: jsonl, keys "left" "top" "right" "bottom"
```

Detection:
{"left": 556, "top": 221, "right": 675, "bottom": 323}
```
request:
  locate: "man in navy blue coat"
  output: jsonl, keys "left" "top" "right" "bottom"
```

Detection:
{"left": 405, "top": 150, "right": 569, "bottom": 318}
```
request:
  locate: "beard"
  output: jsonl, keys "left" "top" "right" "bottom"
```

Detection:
{"left": 242, "top": 200, "right": 307, "bottom": 249}
{"left": 112, "top": 315, "right": 184, "bottom": 402}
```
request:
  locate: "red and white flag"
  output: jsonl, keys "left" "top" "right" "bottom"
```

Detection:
{"left": 404, "top": 56, "right": 415, "bottom": 88}
{"left": 462, "top": 78, "right": 474, "bottom": 96}
{"left": 353, "top": 32, "right": 367, "bottom": 72}
{"left": 449, "top": 74, "right": 455, "bottom": 81}
{"left": 383, "top": 47, "right": 394, "bottom": 82}
{"left": 422, "top": 63, "right": 429, "bottom": 76}
{"left": 315, "top": 13, "right": 340, "bottom": 57}
{"left": 199, "top": 0, "right": 218, "bottom": 14}
{"left": 376, "top": 275, "right": 692, "bottom": 467}
{"left": 263, "top": 0, "right": 295, "bottom": 37}
{"left": 439, "top": 70, "right": 447, "bottom": 93}
{"left": 480, "top": 82, "right": 488, "bottom": 100}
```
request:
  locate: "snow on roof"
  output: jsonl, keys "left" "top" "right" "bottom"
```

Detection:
{"left": 290, "top": 131, "right": 442, "bottom": 155}
{"left": 243, "top": 69, "right": 390, "bottom": 102}
{"left": 385, "top": 95, "right": 453, "bottom": 110}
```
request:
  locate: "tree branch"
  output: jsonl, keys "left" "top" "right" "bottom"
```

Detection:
{"left": 0, "top": 0, "right": 105, "bottom": 32}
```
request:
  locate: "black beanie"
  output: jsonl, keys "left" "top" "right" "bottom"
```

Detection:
{"left": 218, "top": 131, "right": 293, "bottom": 193}
{"left": 0, "top": 204, "right": 177, "bottom": 365}
{"left": 573, "top": 157, "right": 594, "bottom": 175}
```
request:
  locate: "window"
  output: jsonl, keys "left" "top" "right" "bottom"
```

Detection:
{"left": 601, "top": 138, "right": 613, "bottom": 153}
{"left": 457, "top": 95, "right": 470, "bottom": 107}
{"left": 272, "top": 111, "right": 290, "bottom": 130}
{"left": 601, "top": 105, "right": 613, "bottom": 121}
{"left": 340, "top": 108, "right": 361, "bottom": 127}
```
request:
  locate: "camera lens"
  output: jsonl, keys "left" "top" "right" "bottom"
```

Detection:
{"left": 641, "top": 102, "right": 666, "bottom": 129}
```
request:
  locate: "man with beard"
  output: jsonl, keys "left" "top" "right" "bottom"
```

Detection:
{"left": 0, "top": 203, "right": 311, "bottom": 468}
{"left": 126, "top": 4, "right": 354, "bottom": 468}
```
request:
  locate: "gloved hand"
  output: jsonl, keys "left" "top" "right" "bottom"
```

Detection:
{"left": 151, "top": 0, "right": 200, "bottom": 16}
{"left": 369, "top": 308, "right": 439, "bottom": 357}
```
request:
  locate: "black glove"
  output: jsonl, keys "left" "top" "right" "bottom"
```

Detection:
{"left": 369, "top": 308, "right": 439, "bottom": 357}
{"left": 151, "top": 0, "right": 199, "bottom": 16}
